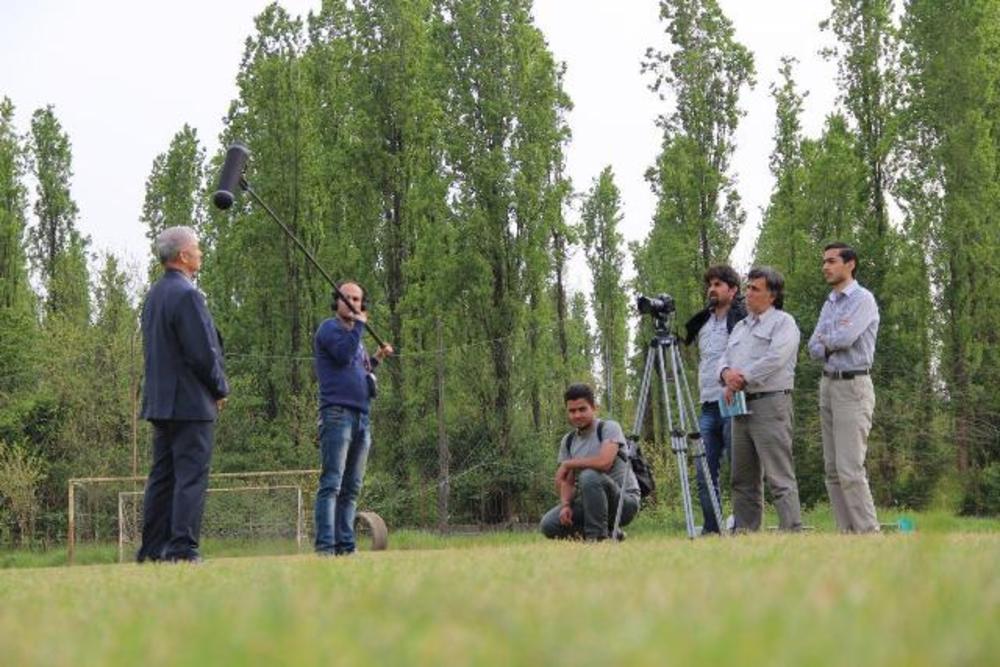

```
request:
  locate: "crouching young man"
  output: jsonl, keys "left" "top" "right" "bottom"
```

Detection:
{"left": 540, "top": 384, "right": 640, "bottom": 541}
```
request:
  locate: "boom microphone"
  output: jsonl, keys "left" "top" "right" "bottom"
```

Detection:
{"left": 212, "top": 143, "right": 250, "bottom": 210}
{"left": 216, "top": 140, "right": 387, "bottom": 347}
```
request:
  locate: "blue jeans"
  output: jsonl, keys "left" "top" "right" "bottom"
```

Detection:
{"left": 695, "top": 401, "right": 731, "bottom": 534}
{"left": 314, "top": 405, "right": 371, "bottom": 554}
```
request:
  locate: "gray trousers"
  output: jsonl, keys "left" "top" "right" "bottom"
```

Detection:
{"left": 731, "top": 392, "right": 802, "bottom": 531}
{"left": 820, "top": 376, "right": 879, "bottom": 533}
{"left": 539, "top": 469, "right": 639, "bottom": 540}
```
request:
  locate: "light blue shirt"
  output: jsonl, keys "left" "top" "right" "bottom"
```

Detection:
{"left": 717, "top": 307, "right": 800, "bottom": 393}
{"left": 807, "top": 280, "right": 879, "bottom": 372}
{"left": 698, "top": 312, "right": 730, "bottom": 403}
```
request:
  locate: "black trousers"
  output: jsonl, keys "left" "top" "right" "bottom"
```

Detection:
{"left": 137, "top": 420, "right": 215, "bottom": 561}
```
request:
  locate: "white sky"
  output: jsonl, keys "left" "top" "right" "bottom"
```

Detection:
{"left": 1, "top": 0, "right": 840, "bottom": 288}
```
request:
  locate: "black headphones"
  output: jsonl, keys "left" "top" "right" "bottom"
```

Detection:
{"left": 332, "top": 280, "right": 369, "bottom": 314}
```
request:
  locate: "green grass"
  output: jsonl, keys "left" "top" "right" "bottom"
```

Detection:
{"left": 2, "top": 505, "right": 997, "bottom": 569}
{"left": 1, "top": 513, "right": 997, "bottom": 666}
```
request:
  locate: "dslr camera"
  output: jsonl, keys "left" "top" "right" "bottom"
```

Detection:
{"left": 636, "top": 293, "right": 675, "bottom": 318}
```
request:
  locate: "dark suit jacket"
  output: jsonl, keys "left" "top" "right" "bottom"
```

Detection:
{"left": 140, "top": 269, "right": 229, "bottom": 421}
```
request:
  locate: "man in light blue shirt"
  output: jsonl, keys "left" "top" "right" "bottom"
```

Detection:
{"left": 807, "top": 243, "right": 880, "bottom": 533}
{"left": 718, "top": 267, "right": 803, "bottom": 532}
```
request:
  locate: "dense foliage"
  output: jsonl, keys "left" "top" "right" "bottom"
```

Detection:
{"left": 1, "top": 0, "right": 997, "bottom": 545}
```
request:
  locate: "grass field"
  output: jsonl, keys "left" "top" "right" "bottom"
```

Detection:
{"left": 1, "top": 510, "right": 998, "bottom": 666}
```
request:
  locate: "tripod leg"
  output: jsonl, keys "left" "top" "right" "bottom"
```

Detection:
{"left": 673, "top": 432, "right": 697, "bottom": 539}
{"left": 613, "top": 346, "right": 657, "bottom": 541}
{"left": 672, "top": 343, "right": 726, "bottom": 536}
{"left": 657, "top": 345, "right": 697, "bottom": 539}
{"left": 695, "top": 443, "right": 726, "bottom": 534}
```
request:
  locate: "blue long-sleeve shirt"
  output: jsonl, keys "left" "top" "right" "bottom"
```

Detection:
{"left": 315, "top": 317, "right": 376, "bottom": 413}
{"left": 807, "top": 280, "right": 879, "bottom": 372}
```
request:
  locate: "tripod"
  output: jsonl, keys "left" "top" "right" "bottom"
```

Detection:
{"left": 612, "top": 313, "right": 725, "bottom": 540}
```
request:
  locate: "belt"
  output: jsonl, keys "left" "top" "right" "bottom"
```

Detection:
{"left": 823, "top": 369, "right": 869, "bottom": 380}
{"left": 745, "top": 389, "right": 792, "bottom": 402}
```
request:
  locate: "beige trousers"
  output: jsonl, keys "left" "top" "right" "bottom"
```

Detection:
{"left": 731, "top": 392, "right": 802, "bottom": 531}
{"left": 820, "top": 375, "right": 879, "bottom": 533}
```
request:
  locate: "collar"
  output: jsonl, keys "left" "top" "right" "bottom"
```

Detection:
{"left": 829, "top": 279, "right": 859, "bottom": 302}
{"left": 166, "top": 267, "right": 193, "bottom": 283}
{"left": 749, "top": 306, "right": 776, "bottom": 326}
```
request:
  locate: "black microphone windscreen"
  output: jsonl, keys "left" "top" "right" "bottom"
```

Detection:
{"left": 212, "top": 143, "right": 250, "bottom": 210}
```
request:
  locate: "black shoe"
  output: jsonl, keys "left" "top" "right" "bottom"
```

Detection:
{"left": 136, "top": 547, "right": 163, "bottom": 563}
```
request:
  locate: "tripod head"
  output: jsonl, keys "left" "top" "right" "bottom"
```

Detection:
{"left": 637, "top": 292, "right": 678, "bottom": 345}
{"left": 645, "top": 310, "right": 679, "bottom": 347}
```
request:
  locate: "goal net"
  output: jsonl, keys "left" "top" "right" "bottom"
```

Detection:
{"left": 68, "top": 470, "right": 319, "bottom": 563}
{"left": 117, "top": 485, "right": 305, "bottom": 562}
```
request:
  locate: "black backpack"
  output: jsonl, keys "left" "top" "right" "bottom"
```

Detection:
{"left": 561, "top": 420, "right": 656, "bottom": 499}
{"left": 626, "top": 438, "right": 656, "bottom": 499}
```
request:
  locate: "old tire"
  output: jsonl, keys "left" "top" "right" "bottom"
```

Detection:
{"left": 354, "top": 511, "right": 389, "bottom": 551}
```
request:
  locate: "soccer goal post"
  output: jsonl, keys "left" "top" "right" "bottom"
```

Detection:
{"left": 116, "top": 485, "right": 305, "bottom": 563}
{"left": 68, "top": 469, "right": 319, "bottom": 564}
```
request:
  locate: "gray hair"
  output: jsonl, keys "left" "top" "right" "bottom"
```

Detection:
{"left": 747, "top": 266, "right": 785, "bottom": 310}
{"left": 154, "top": 226, "right": 198, "bottom": 265}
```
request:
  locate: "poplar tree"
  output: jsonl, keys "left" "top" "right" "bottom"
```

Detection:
{"left": 822, "top": 0, "right": 935, "bottom": 506}
{"left": 346, "top": 0, "right": 450, "bottom": 461}
{"left": 437, "top": 0, "right": 570, "bottom": 520}
{"left": 580, "top": 166, "right": 628, "bottom": 418}
{"left": 27, "top": 105, "right": 87, "bottom": 316}
{"left": 0, "top": 97, "right": 37, "bottom": 396}
{"left": 139, "top": 124, "right": 206, "bottom": 279}
{"left": 206, "top": 4, "right": 322, "bottom": 457}
{"left": 755, "top": 59, "right": 868, "bottom": 504}
{"left": 635, "top": 0, "right": 755, "bottom": 321}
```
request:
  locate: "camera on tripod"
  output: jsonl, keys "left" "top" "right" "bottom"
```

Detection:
{"left": 637, "top": 293, "right": 675, "bottom": 318}
{"left": 625, "top": 290, "right": 726, "bottom": 540}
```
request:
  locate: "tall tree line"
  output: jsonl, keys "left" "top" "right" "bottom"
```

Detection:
{"left": 753, "top": 0, "right": 997, "bottom": 510}
{"left": 0, "top": 99, "right": 137, "bottom": 544}
{"left": 175, "top": 0, "right": 582, "bottom": 523}
{"left": 2, "top": 0, "right": 998, "bottom": 546}
{"left": 897, "top": 0, "right": 1000, "bottom": 513}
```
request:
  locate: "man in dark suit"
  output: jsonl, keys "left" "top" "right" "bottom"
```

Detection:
{"left": 136, "top": 226, "right": 229, "bottom": 563}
